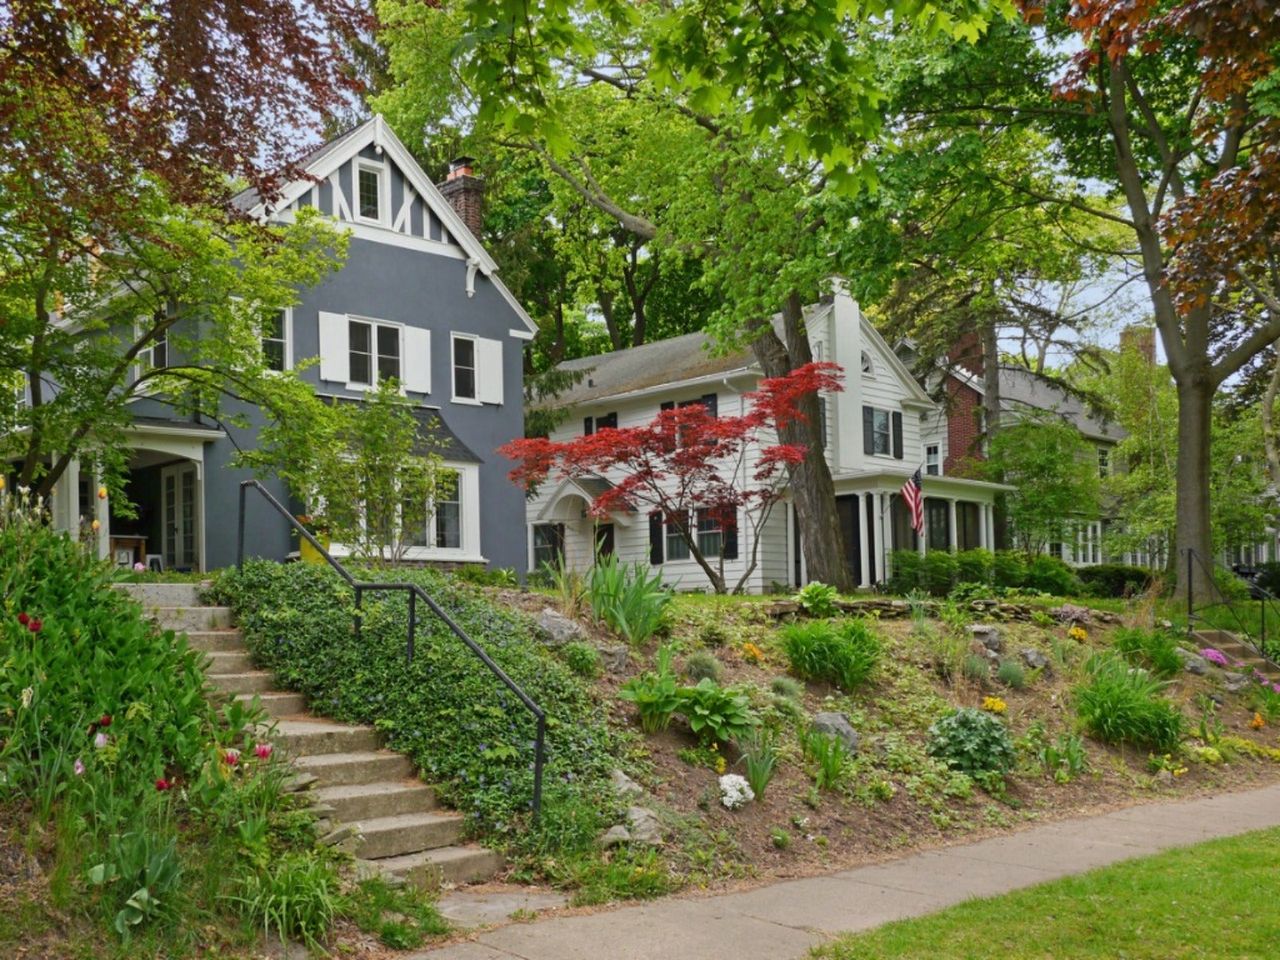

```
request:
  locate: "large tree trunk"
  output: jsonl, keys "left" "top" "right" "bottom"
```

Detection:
{"left": 1173, "top": 371, "right": 1215, "bottom": 602}
{"left": 980, "top": 317, "right": 1010, "bottom": 549}
{"left": 748, "top": 294, "right": 853, "bottom": 592}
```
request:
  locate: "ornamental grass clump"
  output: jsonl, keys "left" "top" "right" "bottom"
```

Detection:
{"left": 780, "top": 618, "right": 881, "bottom": 691}
{"left": 1074, "top": 654, "right": 1186, "bottom": 753}
{"left": 1112, "top": 627, "right": 1183, "bottom": 680}
{"left": 587, "top": 553, "right": 671, "bottom": 646}
{"left": 927, "top": 707, "right": 1015, "bottom": 776}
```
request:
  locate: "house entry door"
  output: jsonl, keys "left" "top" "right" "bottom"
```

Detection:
{"left": 835, "top": 495, "right": 862, "bottom": 586}
{"left": 161, "top": 462, "right": 200, "bottom": 571}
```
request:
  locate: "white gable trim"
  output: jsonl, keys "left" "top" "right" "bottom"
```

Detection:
{"left": 860, "top": 315, "right": 933, "bottom": 407}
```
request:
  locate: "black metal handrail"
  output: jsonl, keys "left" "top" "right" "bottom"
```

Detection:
{"left": 1183, "top": 547, "right": 1280, "bottom": 668}
{"left": 236, "top": 479, "right": 546, "bottom": 819}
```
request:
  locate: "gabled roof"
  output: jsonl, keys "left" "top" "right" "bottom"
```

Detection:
{"left": 233, "top": 115, "right": 538, "bottom": 338}
{"left": 997, "top": 366, "right": 1124, "bottom": 443}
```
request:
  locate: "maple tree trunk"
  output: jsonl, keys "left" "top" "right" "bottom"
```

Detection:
{"left": 748, "top": 294, "right": 853, "bottom": 592}
{"left": 1173, "top": 372, "right": 1215, "bottom": 603}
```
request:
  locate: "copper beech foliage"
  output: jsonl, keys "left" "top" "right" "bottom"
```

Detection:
{"left": 0, "top": 0, "right": 372, "bottom": 237}
{"left": 501, "top": 362, "right": 843, "bottom": 575}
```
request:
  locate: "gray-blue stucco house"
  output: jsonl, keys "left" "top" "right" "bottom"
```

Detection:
{"left": 57, "top": 116, "right": 535, "bottom": 574}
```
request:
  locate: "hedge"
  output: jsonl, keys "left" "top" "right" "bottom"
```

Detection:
{"left": 1076, "top": 563, "right": 1155, "bottom": 598}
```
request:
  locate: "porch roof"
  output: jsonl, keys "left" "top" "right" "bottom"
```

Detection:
{"left": 829, "top": 467, "right": 1015, "bottom": 498}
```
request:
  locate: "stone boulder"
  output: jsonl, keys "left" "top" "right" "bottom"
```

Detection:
{"left": 626, "top": 806, "right": 663, "bottom": 846}
{"left": 1050, "top": 603, "right": 1092, "bottom": 625}
{"left": 1176, "top": 648, "right": 1209, "bottom": 676}
{"left": 812, "top": 712, "right": 860, "bottom": 754}
{"left": 534, "top": 608, "right": 587, "bottom": 647}
{"left": 610, "top": 769, "right": 644, "bottom": 801}
{"left": 969, "top": 624, "right": 1004, "bottom": 653}
{"left": 599, "top": 644, "right": 629, "bottom": 674}
{"left": 1020, "top": 648, "right": 1050, "bottom": 671}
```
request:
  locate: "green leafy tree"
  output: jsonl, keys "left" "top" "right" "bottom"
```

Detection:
{"left": 241, "top": 378, "right": 447, "bottom": 567}
{"left": 985, "top": 414, "right": 1100, "bottom": 556}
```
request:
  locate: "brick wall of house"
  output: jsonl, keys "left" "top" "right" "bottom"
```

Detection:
{"left": 944, "top": 375, "right": 985, "bottom": 476}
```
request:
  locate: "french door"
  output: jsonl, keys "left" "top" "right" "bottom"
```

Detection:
{"left": 161, "top": 463, "right": 200, "bottom": 571}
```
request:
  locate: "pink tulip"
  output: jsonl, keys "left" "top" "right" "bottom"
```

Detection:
{"left": 254, "top": 743, "right": 273, "bottom": 761}
{"left": 222, "top": 748, "right": 241, "bottom": 766}
{"left": 73, "top": 758, "right": 85, "bottom": 776}
{"left": 93, "top": 732, "right": 109, "bottom": 749}
{"left": 134, "top": 562, "right": 146, "bottom": 572}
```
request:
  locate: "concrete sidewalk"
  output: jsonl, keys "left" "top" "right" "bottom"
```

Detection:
{"left": 413, "top": 783, "right": 1280, "bottom": 960}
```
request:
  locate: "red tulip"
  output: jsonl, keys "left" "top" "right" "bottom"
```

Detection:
{"left": 98, "top": 714, "right": 112, "bottom": 728}
{"left": 155, "top": 778, "right": 171, "bottom": 791}
{"left": 254, "top": 743, "right": 273, "bottom": 761}
{"left": 222, "top": 748, "right": 241, "bottom": 766}
{"left": 17, "top": 612, "right": 29, "bottom": 626}
{"left": 28, "top": 619, "right": 42, "bottom": 633}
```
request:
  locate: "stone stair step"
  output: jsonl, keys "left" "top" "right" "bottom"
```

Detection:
{"left": 149, "top": 605, "right": 234, "bottom": 631}
{"left": 185, "top": 630, "right": 245, "bottom": 653}
{"left": 115, "top": 582, "right": 207, "bottom": 607}
{"left": 274, "top": 718, "right": 382, "bottom": 757}
{"left": 375, "top": 846, "right": 504, "bottom": 890}
{"left": 237, "top": 691, "right": 307, "bottom": 717}
{"left": 355, "top": 811, "right": 465, "bottom": 860}
{"left": 209, "top": 671, "right": 276, "bottom": 695}
{"left": 205, "top": 650, "right": 254, "bottom": 674}
{"left": 294, "top": 750, "right": 415, "bottom": 787}
{"left": 314, "top": 782, "right": 437, "bottom": 822}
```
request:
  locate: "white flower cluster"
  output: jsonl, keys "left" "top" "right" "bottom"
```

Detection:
{"left": 718, "top": 773, "right": 755, "bottom": 810}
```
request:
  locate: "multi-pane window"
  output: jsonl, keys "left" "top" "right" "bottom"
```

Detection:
{"left": 666, "top": 513, "right": 691, "bottom": 560}
{"left": 262, "top": 309, "right": 288, "bottom": 371}
{"left": 871, "top": 408, "right": 891, "bottom": 455}
{"left": 533, "top": 523, "right": 565, "bottom": 570}
{"left": 696, "top": 511, "right": 723, "bottom": 558}
{"left": 925, "top": 444, "right": 941, "bottom": 476}
{"left": 138, "top": 325, "right": 168, "bottom": 373}
{"left": 434, "top": 471, "right": 461, "bottom": 549}
{"left": 1097, "top": 446, "right": 1110, "bottom": 478}
{"left": 453, "top": 337, "right": 477, "bottom": 400}
{"left": 349, "top": 319, "right": 400, "bottom": 386}
{"left": 357, "top": 166, "right": 382, "bottom": 221}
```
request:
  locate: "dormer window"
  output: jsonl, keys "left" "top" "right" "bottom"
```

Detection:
{"left": 861, "top": 351, "right": 874, "bottom": 376}
{"left": 355, "top": 160, "right": 387, "bottom": 225}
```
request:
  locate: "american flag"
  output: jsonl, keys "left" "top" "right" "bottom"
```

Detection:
{"left": 900, "top": 468, "right": 924, "bottom": 536}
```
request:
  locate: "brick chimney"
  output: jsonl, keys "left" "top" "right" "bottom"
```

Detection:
{"left": 1119, "top": 324, "right": 1156, "bottom": 363}
{"left": 438, "top": 156, "right": 485, "bottom": 238}
{"left": 948, "top": 330, "right": 984, "bottom": 378}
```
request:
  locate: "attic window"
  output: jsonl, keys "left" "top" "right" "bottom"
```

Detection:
{"left": 861, "top": 351, "right": 874, "bottom": 376}
{"left": 355, "top": 161, "right": 387, "bottom": 225}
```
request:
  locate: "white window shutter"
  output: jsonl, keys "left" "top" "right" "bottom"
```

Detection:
{"left": 318, "top": 311, "right": 349, "bottom": 383}
{"left": 476, "top": 337, "right": 504, "bottom": 405}
{"left": 403, "top": 327, "right": 431, "bottom": 394}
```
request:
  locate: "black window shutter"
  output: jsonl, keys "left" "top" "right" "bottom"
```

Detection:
{"left": 723, "top": 510, "right": 738, "bottom": 560}
{"left": 701, "top": 393, "right": 718, "bottom": 417}
{"left": 649, "top": 512, "right": 664, "bottom": 565}
{"left": 892, "top": 411, "right": 904, "bottom": 459}
{"left": 660, "top": 401, "right": 675, "bottom": 412}
{"left": 862, "top": 406, "right": 874, "bottom": 455}
{"left": 583, "top": 416, "right": 594, "bottom": 436}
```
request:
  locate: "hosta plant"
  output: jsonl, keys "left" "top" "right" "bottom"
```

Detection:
{"left": 679, "top": 679, "right": 758, "bottom": 743}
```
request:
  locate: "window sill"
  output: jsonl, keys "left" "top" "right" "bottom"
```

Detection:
{"left": 451, "top": 396, "right": 483, "bottom": 406}
{"left": 354, "top": 214, "right": 390, "bottom": 230}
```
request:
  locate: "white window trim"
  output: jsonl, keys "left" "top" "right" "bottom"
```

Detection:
{"left": 346, "top": 314, "right": 405, "bottom": 392}
{"left": 263, "top": 306, "right": 294, "bottom": 374}
{"left": 924, "top": 442, "right": 942, "bottom": 476}
{"left": 131, "top": 319, "right": 168, "bottom": 395}
{"left": 451, "top": 332, "right": 481, "bottom": 405}
{"left": 870, "top": 407, "right": 892, "bottom": 458}
{"left": 354, "top": 158, "right": 391, "bottom": 228}
{"left": 402, "top": 463, "right": 484, "bottom": 562}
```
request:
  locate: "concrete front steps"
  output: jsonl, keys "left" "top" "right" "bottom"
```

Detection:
{"left": 117, "top": 581, "right": 502, "bottom": 889}
{"left": 1193, "top": 628, "right": 1280, "bottom": 684}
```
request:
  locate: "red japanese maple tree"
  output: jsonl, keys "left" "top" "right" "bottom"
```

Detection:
{"left": 502, "top": 362, "right": 843, "bottom": 594}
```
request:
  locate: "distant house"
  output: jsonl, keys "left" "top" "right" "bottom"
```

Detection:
{"left": 899, "top": 336, "right": 1130, "bottom": 568}
{"left": 36, "top": 116, "right": 535, "bottom": 574}
{"left": 526, "top": 285, "right": 1009, "bottom": 592}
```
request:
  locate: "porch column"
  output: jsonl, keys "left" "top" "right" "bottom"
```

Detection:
{"left": 879, "top": 493, "right": 892, "bottom": 581}
{"left": 946, "top": 498, "right": 958, "bottom": 553}
{"left": 977, "top": 503, "right": 987, "bottom": 550}
{"left": 857, "top": 491, "right": 871, "bottom": 589}
{"left": 95, "top": 474, "right": 110, "bottom": 560}
{"left": 985, "top": 503, "right": 996, "bottom": 552}
{"left": 51, "top": 456, "right": 79, "bottom": 534}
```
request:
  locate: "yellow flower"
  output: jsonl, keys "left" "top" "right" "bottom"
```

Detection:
{"left": 1251, "top": 713, "right": 1266, "bottom": 730}
{"left": 741, "top": 642, "right": 765, "bottom": 664}
{"left": 97, "top": 486, "right": 108, "bottom": 500}
{"left": 981, "top": 695, "right": 1007, "bottom": 715}
{"left": 1067, "top": 625, "right": 1088, "bottom": 642}
{"left": 715, "top": 757, "right": 727, "bottom": 774}
{"left": 91, "top": 519, "right": 101, "bottom": 532}
{"left": 0, "top": 475, "right": 5, "bottom": 491}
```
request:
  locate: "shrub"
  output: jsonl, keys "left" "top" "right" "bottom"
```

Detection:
{"left": 992, "top": 551, "right": 1028, "bottom": 589}
{"left": 683, "top": 650, "right": 723, "bottom": 683}
{"left": 211, "top": 560, "right": 618, "bottom": 834}
{"left": 587, "top": 554, "right": 671, "bottom": 645}
{"left": 920, "top": 551, "right": 959, "bottom": 596}
{"left": 1076, "top": 563, "right": 1155, "bottom": 598}
{"left": 888, "top": 551, "right": 922, "bottom": 594}
{"left": 779, "top": 619, "right": 881, "bottom": 691}
{"left": 1074, "top": 655, "right": 1186, "bottom": 752}
{"left": 561, "top": 641, "right": 601, "bottom": 678}
{"left": 996, "top": 658, "right": 1027, "bottom": 690}
{"left": 1024, "top": 555, "right": 1083, "bottom": 596}
{"left": 1112, "top": 627, "right": 1182, "bottom": 680}
{"left": 678, "top": 680, "right": 758, "bottom": 743}
{"left": 1255, "top": 562, "right": 1280, "bottom": 598}
{"left": 927, "top": 708, "right": 1015, "bottom": 775}
{"left": 955, "top": 549, "right": 995, "bottom": 585}
{"left": 795, "top": 581, "right": 840, "bottom": 617}
{"left": 801, "top": 729, "right": 850, "bottom": 789}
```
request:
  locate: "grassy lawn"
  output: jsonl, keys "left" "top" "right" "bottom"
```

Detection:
{"left": 814, "top": 827, "right": 1280, "bottom": 960}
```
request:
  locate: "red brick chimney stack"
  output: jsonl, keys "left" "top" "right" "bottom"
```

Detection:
{"left": 438, "top": 156, "right": 484, "bottom": 238}
{"left": 948, "top": 330, "right": 984, "bottom": 379}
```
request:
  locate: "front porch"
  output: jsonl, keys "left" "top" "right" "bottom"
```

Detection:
{"left": 789, "top": 471, "right": 1011, "bottom": 589}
